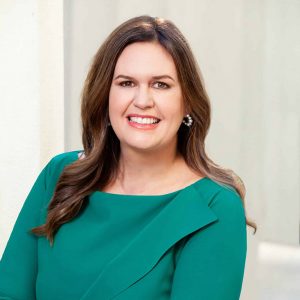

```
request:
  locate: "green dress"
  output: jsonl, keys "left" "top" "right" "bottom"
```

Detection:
{"left": 0, "top": 150, "right": 247, "bottom": 300}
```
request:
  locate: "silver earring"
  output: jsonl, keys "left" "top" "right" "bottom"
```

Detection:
{"left": 182, "top": 114, "right": 193, "bottom": 127}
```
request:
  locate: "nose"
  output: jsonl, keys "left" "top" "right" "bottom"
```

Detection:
{"left": 133, "top": 85, "right": 154, "bottom": 109}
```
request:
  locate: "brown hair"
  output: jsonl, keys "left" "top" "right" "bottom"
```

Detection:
{"left": 31, "top": 15, "right": 257, "bottom": 246}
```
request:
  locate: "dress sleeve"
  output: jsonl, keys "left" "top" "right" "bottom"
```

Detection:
{"left": 170, "top": 188, "right": 247, "bottom": 300}
{"left": 0, "top": 159, "right": 53, "bottom": 300}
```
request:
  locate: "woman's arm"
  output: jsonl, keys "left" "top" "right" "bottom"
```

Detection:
{"left": 170, "top": 189, "right": 247, "bottom": 300}
{"left": 0, "top": 159, "right": 52, "bottom": 300}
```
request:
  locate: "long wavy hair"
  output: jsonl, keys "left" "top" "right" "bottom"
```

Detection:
{"left": 32, "top": 15, "right": 257, "bottom": 246}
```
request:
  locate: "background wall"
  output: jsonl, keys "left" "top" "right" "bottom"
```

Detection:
{"left": 1, "top": 0, "right": 299, "bottom": 299}
{"left": 0, "top": 0, "right": 64, "bottom": 262}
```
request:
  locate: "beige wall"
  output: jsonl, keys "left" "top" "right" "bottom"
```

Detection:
{"left": 1, "top": 0, "right": 299, "bottom": 299}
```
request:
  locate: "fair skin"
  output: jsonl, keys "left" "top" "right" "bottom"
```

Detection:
{"left": 105, "top": 41, "right": 203, "bottom": 195}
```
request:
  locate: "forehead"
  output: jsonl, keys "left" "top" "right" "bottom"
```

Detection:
{"left": 114, "top": 42, "right": 178, "bottom": 77}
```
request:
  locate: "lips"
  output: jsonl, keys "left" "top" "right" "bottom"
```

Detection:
{"left": 126, "top": 118, "right": 160, "bottom": 129}
{"left": 126, "top": 114, "right": 161, "bottom": 121}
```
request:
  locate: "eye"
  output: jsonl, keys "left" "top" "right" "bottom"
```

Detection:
{"left": 119, "top": 81, "right": 135, "bottom": 87}
{"left": 153, "top": 81, "right": 169, "bottom": 89}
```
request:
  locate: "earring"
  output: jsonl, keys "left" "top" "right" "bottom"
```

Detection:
{"left": 182, "top": 114, "right": 193, "bottom": 127}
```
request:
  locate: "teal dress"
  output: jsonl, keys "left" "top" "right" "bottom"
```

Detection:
{"left": 0, "top": 150, "right": 247, "bottom": 300}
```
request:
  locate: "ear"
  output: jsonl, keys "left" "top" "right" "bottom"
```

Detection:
{"left": 183, "top": 110, "right": 190, "bottom": 117}
{"left": 183, "top": 103, "right": 191, "bottom": 116}
{"left": 183, "top": 106, "right": 188, "bottom": 117}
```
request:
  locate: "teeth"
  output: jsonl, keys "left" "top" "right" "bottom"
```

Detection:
{"left": 129, "top": 117, "right": 160, "bottom": 124}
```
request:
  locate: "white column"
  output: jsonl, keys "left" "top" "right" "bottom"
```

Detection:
{"left": 0, "top": 0, "right": 65, "bottom": 256}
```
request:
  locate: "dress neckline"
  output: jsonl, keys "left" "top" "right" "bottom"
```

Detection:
{"left": 73, "top": 150, "right": 210, "bottom": 198}
{"left": 92, "top": 176, "right": 209, "bottom": 198}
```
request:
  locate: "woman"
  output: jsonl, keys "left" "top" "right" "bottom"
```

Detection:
{"left": 0, "top": 15, "right": 256, "bottom": 299}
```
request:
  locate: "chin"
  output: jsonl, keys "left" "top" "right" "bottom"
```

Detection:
{"left": 121, "top": 140, "right": 161, "bottom": 152}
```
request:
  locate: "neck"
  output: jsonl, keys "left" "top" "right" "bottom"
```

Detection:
{"left": 116, "top": 142, "right": 184, "bottom": 193}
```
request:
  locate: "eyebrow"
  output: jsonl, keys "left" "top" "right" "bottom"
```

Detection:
{"left": 114, "top": 74, "right": 175, "bottom": 82}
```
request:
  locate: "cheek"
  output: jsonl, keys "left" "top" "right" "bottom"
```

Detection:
{"left": 108, "top": 89, "right": 125, "bottom": 117}
{"left": 109, "top": 87, "right": 133, "bottom": 110}
{"left": 157, "top": 94, "right": 185, "bottom": 120}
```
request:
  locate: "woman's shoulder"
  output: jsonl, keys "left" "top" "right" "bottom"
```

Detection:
{"left": 193, "top": 178, "right": 245, "bottom": 220}
{"left": 208, "top": 181, "right": 246, "bottom": 224}
{"left": 49, "top": 149, "right": 82, "bottom": 165}
{"left": 43, "top": 149, "right": 82, "bottom": 188}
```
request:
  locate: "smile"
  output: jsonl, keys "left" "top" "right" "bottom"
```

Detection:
{"left": 128, "top": 116, "right": 160, "bottom": 124}
{"left": 126, "top": 117, "right": 160, "bottom": 130}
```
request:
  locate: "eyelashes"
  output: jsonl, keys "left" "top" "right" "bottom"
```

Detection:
{"left": 153, "top": 82, "right": 169, "bottom": 89}
{"left": 119, "top": 81, "right": 134, "bottom": 87}
{"left": 118, "top": 81, "right": 170, "bottom": 89}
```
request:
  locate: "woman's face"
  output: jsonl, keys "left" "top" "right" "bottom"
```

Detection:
{"left": 108, "top": 41, "right": 185, "bottom": 153}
